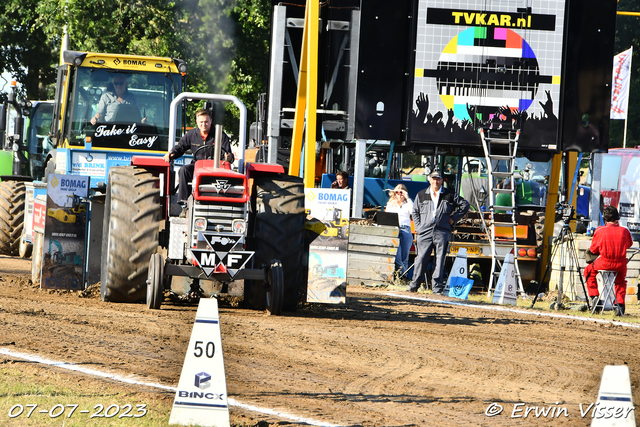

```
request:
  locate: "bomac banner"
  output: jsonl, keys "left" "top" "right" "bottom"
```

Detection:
{"left": 41, "top": 174, "right": 89, "bottom": 290}
{"left": 305, "top": 188, "right": 350, "bottom": 304}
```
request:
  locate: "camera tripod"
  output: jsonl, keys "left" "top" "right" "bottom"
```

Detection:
{"left": 530, "top": 215, "right": 589, "bottom": 310}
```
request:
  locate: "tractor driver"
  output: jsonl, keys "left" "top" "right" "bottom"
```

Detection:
{"left": 91, "top": 74, "right": 146, "bottom": 124}
{"left": 163, "top": 109, "right": 235, "bottom": 214}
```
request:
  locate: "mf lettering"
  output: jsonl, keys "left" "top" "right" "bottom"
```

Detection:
{"left": 318, "top": 192, "right": 348, "bottom": 202}
{"left": 200, "top": 252, "right": 247, "bottom": 268}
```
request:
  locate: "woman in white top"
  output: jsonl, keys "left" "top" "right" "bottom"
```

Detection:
{"left": 385, "top": 183, "right": 414, "bottom": 276}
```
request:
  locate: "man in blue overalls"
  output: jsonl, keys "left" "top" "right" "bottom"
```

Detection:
{"left": 407, "top": 169, "right": 469, "bottom": 294}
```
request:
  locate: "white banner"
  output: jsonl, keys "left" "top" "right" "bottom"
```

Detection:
{"left": 611, "top": 47, "right": 633, "bottom": 120}
{"left": 305, "top": 188, "right": 350, "bottom": 304}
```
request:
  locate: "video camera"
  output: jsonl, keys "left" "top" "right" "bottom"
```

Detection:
{"left": 555, "top": 203, "right": 574, "bottom": 223}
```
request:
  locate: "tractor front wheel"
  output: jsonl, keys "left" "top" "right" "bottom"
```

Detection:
{"left": 265, "top": 260, "right": 284, "bottom": 315}
{"left": 101, "top": 167, "right": 161, "bottom": 302}
{"left": 146, "top": 253, "right": 164, "bottom": 309}
{"left": 18, "top": 227, "right": 32, "bottom": 258}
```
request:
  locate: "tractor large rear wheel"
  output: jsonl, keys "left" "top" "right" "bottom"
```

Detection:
{"left": 246, "top": 175, "right": 306, "bottom": 312}
{"left": 0, "top": 181, "right": 26, "bottom": 256}
{"left": 101, "top": 167, "right": 161, "bottom": 302}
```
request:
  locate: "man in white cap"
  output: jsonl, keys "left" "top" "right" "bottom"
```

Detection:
{"left": 407, "top": 169, "right": 469, "bottom": 294}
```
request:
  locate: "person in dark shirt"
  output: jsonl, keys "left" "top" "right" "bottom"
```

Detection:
{"left": 407, "top": 169, "right": 469, "bottom": 294}
{"left": 163, "top": 109, "right": 235, "bottom": 204}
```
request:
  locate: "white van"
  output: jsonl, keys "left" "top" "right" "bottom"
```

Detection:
{"left": 591, "top": 148, "right": 640, "bottom": 237}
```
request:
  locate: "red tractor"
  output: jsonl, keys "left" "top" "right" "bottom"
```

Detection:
{"left": 99, "top": 94, "right": 306, "bottom": 314}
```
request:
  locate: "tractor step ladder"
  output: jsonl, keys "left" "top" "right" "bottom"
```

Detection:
{"left": 479, "top": 128, "right": 526, "bottom": 299}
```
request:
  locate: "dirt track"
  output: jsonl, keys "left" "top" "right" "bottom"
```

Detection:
{"left": 1, "top": 254, "right": 639, "bottom": 426}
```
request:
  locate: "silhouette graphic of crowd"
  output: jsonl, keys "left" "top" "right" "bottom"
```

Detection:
{"left": 410, "top": 91, "right": 558, "bottom": 148}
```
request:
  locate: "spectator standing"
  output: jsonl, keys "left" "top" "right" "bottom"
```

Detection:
{"left": 385, "top": 184, "right": 413, "bottom": 277}
{"left": 407, "top": 169, "right": 469, "bottom": 294}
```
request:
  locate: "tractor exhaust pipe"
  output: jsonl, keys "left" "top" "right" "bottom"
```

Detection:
{"left": 214, "top": 124, "right": 222, "bottom": 168}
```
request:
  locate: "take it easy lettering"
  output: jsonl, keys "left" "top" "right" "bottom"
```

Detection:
{"left": 94, "top": 123, "right": 158, "bottom": 148}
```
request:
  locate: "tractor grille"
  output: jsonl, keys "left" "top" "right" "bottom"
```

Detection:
{"left": 190, "top": 202, "right": 246, "bottom": 245}
{"left": 197, "top": 175, "right": 246, "bottom": 200}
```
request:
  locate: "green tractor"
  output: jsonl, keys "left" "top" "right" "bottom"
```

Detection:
{"left": 0, "top": 81, "right": 54, "bottom": 257}
{"left": 459, "top": 156, "right": 547, "bottom": 212}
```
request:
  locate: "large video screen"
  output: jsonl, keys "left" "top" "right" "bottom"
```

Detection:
{"left": 410, "top": 0, "right": 567, "bottom": 151}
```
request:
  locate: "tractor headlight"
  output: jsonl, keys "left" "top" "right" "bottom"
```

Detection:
{"left": 194, "top": 217, "right": 207, "bottom": 231}
{"left": 232, "top": 219, "right": 246, "bottom": 234}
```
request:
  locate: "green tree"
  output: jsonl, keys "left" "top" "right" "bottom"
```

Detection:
{"left": 3, "top": 0, "right": 272, "bottom": 133}
{"left": 0, "top": 0, "right": 58, "bottom": 100}
{"left": 35, "top": 0, "right": 180, "bottom": 57}
{"left": 174, "top": 0, "right": 271, "bottom": 132}
{"left": 227, "top": 0, "right": 272, "bottom": 125}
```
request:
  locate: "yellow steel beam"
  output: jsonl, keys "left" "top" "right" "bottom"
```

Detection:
{"left": 289, "top": 0, "right": 319, "bottom": 189}
{"left": 288, "top": 3, "right": 309, "bottom": 177}
{"left": 304, "top": 0, "right": 319, "bottom": 189}
{"left": 540, "top": 153, "right": 562, "bottom": 280}
{"left": 566, "top": 151, "right": 579, "bottom": 234}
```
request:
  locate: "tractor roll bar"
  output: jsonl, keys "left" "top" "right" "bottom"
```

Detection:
{"left": 168, "top": 93, "right": 247, "bottom": 174}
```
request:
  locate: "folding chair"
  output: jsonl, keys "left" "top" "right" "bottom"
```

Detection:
{"left": 590, "top": 271, "right": 622, "bottom": 315}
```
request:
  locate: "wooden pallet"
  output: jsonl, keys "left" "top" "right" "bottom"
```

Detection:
{"left": 346, "top": 224, "right": 398, "bottom": 287}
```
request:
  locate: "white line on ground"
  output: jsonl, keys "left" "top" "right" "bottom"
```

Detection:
{"left": 386, "top": 292, "right": 640, "bottom": 329}
{"left": 0, "top": 347, "right": 343, "bottom": 427}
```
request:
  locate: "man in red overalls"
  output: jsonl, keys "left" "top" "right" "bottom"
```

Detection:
{"left": 584, "top": 206, "right": 633, "bottom": 315}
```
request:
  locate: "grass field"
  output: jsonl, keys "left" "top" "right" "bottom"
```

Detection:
{"left": 0, "top": 364, "right": 173, "bottom": 427}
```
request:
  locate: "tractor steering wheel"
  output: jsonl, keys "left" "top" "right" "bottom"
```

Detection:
{"left": 193, "top": 144, "right": 214, "bottom": 160}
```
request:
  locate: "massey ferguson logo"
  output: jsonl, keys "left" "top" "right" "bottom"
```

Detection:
{"left": 213, "top": 180, "right": 231, "bottom": 193}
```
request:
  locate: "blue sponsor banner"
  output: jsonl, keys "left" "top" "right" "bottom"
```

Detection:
{"left": 305, "top": 188, "right": 349, "bottom": 304}
{"left": 66, "top": 148, "right": 192, "bottom": 190}
{"left": 41, "top": 174, "right": 90, "bottom": 290}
